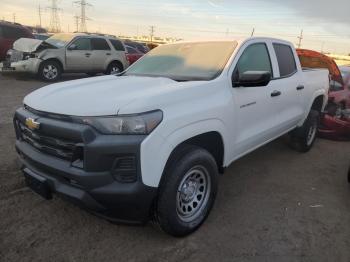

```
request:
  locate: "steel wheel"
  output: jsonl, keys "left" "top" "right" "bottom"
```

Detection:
{"left": 306, "top": 121, "right": 317, "bottom": 146}
{"left": 43, "top": 64, "right": 58, "bottom": 80}
{"left": 176, "top": 165, "right": 211, "bottom": 222}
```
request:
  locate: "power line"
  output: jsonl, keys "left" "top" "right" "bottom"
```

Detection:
{"left": 47, "top": 0, "right": 61, "bottom": 33}
{"left": 74, "top": 0, "right": 92, "bottom": 32}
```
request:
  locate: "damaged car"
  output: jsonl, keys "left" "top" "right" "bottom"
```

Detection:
{"left": 297, "top": 49, "right": 350, "bottom": 141}
{"left": 0, "top": 33, "right": 129, "bottom": 82}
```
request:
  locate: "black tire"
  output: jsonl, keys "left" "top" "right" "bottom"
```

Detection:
{"left": 155, "top": 145, "right": 218, "bottom": 237}
{"left": 288, "top": 110, "right": 320, "bottom": 152}
{"left": 105, "top": 61, "right": 123, "bottom": 75}
{"left": 38, "top": 60, "right": 62, "bottom": 82}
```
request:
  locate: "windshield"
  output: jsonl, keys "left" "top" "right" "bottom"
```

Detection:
{"left": 125, "top": 41, "right": 237, "bottom": 81}
{"left": 45, "top": 34, "right": 75, "bottom": 48}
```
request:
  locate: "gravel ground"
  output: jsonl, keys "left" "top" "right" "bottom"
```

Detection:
{"left": 0, "top": 73, "right": 350, "bottom": 262}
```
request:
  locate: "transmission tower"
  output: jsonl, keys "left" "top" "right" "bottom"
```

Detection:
{"left": 48, "top": 0, "right": 61, "bottom": 33}
{"left": 74, "top": 0, "right": 92, "bottom": 32}
{"left": 149, "top": 25, "right": 155, "bottom": 43}
{"left": 297, "top": 29, "right": 303, "bottom": 49}
{"left": 38, "top": 4, "right": 43, "bottom": 28}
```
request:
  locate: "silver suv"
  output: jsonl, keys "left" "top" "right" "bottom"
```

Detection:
{"left": 0, "top": 33, "right": 129, "bottom": 81}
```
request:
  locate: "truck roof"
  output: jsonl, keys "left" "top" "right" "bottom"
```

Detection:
{"left": 166, "top": 37, "right": 294, "bottom": 47}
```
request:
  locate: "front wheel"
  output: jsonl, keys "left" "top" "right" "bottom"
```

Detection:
{"left": 38, "top": 60, "right": 62, "bottom": 82}
{"left": 155, "top": 145, "right": 218, "bottom": 237}
{"left": 288, "top": 110, "right": 320, "bottom": 152}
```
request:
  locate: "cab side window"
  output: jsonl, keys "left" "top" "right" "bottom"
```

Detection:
{"left": 233, "top": 43, "right": 273, "bottom": 82}
{"left": 69, "top": 38, "right": 91, "bottom": 50}
{"left": 91, "top": 38, "right": 111, "bottom": 50}
{"left": 110, "top": 39, "right": 125, "bottom": 51}
{"left": 273, "top": 44, "right": 297, "bottom": 77}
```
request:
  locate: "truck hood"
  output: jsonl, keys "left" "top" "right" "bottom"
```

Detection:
{"left": 13, "top": 38, "right": 43, "bottom": 53}
{"left": 24, "top": 75, "right": 191, "bottom": 116}
{"left": 13, "top": 38, "right": 57, "bottom": 53}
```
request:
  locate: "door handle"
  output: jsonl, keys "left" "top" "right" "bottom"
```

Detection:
{"left": 106, "top": 53, "right": 111, "bottom": 56}
{"left": 271, "top": 90, "right": 281, "bottom": 97}
{"left": 296, "top": 85, "right": 305, "bottom": 91}
{"left": 85, "top": 53, "right": 91, "bottom": 57}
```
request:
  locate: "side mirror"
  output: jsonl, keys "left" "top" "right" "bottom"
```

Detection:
{"left": 67, "top": 44, "right": 77, "bottom": 51}
{"left": 233, "top": 71, "right": 271, "bottom": 87}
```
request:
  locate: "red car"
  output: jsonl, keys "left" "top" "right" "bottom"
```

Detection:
{"left": 297, "top": 49, "right": 350, "bottom": 141}
{"left": 125, "top": 45, "right": 144, "bottom": 65}
{"left": 0, "top": 21, "right": 34, "bottom": 61}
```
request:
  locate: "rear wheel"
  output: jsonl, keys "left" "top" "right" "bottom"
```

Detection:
{"left": 288, "top": 110, "right": 320, "bottom": 152}
{"left": 38, "top": 60, "right": 62, "bottom": 82}
{"left": 155, "top": 145, "right": 218, "bottom": 237}
{"left": 106, "top": 61, "right": 123, "bottom": 75}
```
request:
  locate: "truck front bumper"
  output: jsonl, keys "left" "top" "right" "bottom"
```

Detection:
{"left": 0, "top": 58, "right": 41, "bottom": 74}
{"left": 14, "top": 107, "right": 158, "bottom": 224}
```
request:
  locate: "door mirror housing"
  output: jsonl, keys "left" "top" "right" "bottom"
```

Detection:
{"left": 233, "top": 71, "right": 272, "bottom": 88}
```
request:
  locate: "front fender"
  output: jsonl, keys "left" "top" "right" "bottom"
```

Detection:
{"left": 39, "top": 51, "right": 65, "bottom": 70}
{"left": 140, "top": 119, "right": 229, "bottom": 187}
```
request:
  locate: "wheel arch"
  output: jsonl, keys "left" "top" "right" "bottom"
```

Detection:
{"left": 298, "top": 91, "right": 328, "bottom": 127}
{"left": 40, "top": 58, "right": 64, "bottom": 72}
{"left": 311, "top": 95, "right": 326, "bottom": 113}
{"left": 140, "top": 119, "right": 229, "bottom": 188}
{"left": 106, "top": 59, "right": 124, "bottom": 72}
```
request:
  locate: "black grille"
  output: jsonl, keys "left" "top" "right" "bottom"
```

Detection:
{"left": 116, "top": 157, "right": 135, "bottom": 169}
{"left": 8, "top": 50, "right": 23, "bottom": 62}
{"left": 112, "top": 156, "right": 137, "bottom": 183}
{"left": 17, "top": 121, "right": 77, "bottom": 161}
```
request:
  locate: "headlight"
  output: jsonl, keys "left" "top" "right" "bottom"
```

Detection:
{"left": 23, "top": 53, "right": 37, "bottom": 60}
{"left": 80, "top": 110, "right": 163, "bottom": 135}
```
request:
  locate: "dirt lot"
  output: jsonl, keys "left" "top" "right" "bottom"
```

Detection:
{"left": 0, "top": 73, "right": 350, "bottom": 262}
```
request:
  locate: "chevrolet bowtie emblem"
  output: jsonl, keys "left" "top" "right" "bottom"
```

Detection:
{"left": 25, "top": 118, "right": 40, "bottom": 130}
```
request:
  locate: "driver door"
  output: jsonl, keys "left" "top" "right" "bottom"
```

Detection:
{"left": 65, "top": 37, "right": 92, "bottom": 72}
{"left": 230, "top": 42, "right": 280, "bottom": 156}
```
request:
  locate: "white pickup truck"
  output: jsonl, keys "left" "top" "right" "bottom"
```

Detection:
{"left": 14, "top": 37, "right": 329, "bottom": 237}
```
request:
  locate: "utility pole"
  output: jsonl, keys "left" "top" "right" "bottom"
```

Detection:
{"left": 225, "top": 28, "right": 229, "bottom": 37}
{"left": 251, "top": 28, "right": 255, "bottom": 37}
{"left": 48, "top": 0, "right": 61, "bottom": 33}
{"left": 13, "top": 13, "right": 16, "bottom": 23}
{"left": 149, "top": 25, "right": 155, "bottom": 43}
{"left": 297, "top": 29, "right": 303, "bottom": 49}
{"left": 38, "top": 4, "right": 42, "bottom": 27}
{"left": 74, "top": 0, "right": 92, "bottom": 33}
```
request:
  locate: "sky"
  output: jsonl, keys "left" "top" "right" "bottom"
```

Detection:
{"left": 1, "top": 0, "right": 350, "bottom": 54}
